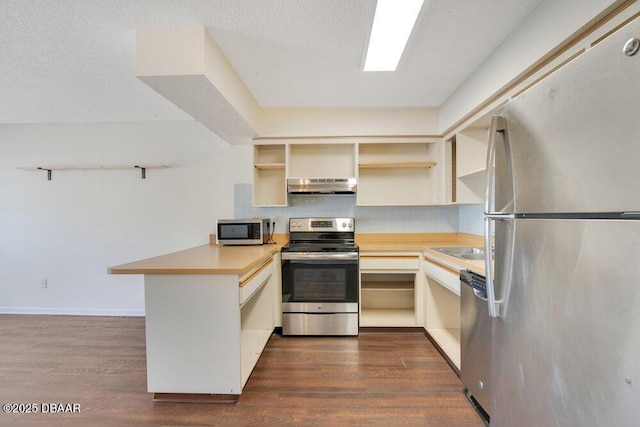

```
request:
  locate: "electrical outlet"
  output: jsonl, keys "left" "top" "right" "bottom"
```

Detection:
{"left": 40, "top": 278, "right": 47, "bottom": 289}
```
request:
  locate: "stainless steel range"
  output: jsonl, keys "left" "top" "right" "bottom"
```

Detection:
{"left": 281, "top": 217, "right": 359, "bottom": 336}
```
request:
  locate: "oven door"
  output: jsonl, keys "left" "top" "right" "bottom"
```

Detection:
{"left": 281, "top": 252, "right": 359, "bottom": 307}
{"left": 281, "top": 252, "right": 359, "bottom": 335}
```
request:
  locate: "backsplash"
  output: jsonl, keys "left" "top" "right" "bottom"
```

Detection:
{"left": 234, "top": 184, "right": 484, "bottom": 235}
{"left": 458, "top": 204, "right": 485, "bottom": 236}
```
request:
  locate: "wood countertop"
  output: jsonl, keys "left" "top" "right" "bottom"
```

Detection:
{"left": 357, "top": 233, "right": 486, "bottom": 276}
{"left": 422, "top": 247, "right": 486, "bottom": 276}
{"left": 108, "top": 242, "right": 283, "bottom": 275}
{"left": 356, "top": 232, "right": 482, "bottom": 251}
{"left": 107, "top": 232, "right": 486, "bottom": 277}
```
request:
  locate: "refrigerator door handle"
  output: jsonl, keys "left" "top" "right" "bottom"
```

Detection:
{"left": 485, "top": 115, "right": 510, "bottom": 215}
{"left": 484, "top": 217, "right": 500, "bottom": 318}
{"left": 484, "top": 116, "right": 504, "bottom": 214}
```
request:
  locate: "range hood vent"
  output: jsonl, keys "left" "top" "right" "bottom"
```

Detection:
{"left": 287, "top": 178, "right": 357, "bottom": 195}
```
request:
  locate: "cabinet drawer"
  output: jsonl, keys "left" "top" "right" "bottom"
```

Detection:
{"left": 424, "top": 258, "right": 460, "bottom": 295}
{"left": 360, "top": 255, "right": 419, "bottom": 270}
{"left": 239, "top": 257, "right": 274, "bottom": 306}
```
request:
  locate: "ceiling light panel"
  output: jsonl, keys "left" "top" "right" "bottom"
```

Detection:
{"left": 364, "top": 0, "right": 424, "bottom": 71}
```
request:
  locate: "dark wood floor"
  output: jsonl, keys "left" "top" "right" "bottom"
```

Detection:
{"left": 0, "top": 315, "right": 483, "bottom": 426}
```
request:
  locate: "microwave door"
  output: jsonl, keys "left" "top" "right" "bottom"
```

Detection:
{"left": 217, "top": 220, "right": 263, "bottom": 245}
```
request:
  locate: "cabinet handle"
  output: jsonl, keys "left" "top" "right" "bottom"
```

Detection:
{"left": 239, "top": 257, "right": 274, "bottom": 287}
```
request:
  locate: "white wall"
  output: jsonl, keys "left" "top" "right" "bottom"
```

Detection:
{"left": 0, "top": 121, "right": 237, "bottom": 315}
{"left": 259, "top": 107, "right": 439, "bottom": 137}
{"left": 439, "top": 0, "right": 619, "bottom": 132}
{"left": 0, "top": 119, "right": 484, "bottom": 316}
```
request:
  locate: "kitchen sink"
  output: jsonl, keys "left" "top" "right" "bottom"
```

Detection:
{"left": 431, "top": 247, "right": 486, "bottom": 261}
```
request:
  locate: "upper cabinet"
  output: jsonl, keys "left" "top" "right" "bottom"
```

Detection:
{"left": 357, "top": 140, "right": 441, "bottom": 206}
{"left": 288, "top": 143, "right": 356, "bottom": 178}
{"left": 253, "top": 144, "right": 286, "bottom": 206}
{"left": 253, "top": 137, "right": 444, "bottom": 207}
{"left": 253, "top": 139, "right": 357, "bottom": 207}
{"left": 451, "top": 128, "right": 489, "bottom": 204}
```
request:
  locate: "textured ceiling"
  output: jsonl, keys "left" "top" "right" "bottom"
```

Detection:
{"left": 0, "top": 0, "right": 544, "bottom": 124}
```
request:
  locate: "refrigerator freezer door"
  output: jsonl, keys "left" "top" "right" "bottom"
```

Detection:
{"left": 491, "top": 219, "right": 640, "bottom": 427}
{"left": 496, "top": 17, "right": 640, "bottom": 214}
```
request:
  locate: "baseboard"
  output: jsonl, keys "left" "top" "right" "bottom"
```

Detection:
{"left": 424, "top": 329, "right": 460, "bottom": 377}
{"left": 359, "top": 326, "right": 424, "bottom": 333}
{"left": 0, "top": 307, "right": 145, "bottom": 316}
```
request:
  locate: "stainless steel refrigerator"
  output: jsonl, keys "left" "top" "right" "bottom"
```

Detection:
{"left": 483, "top": 16, "right": 640, "bottom": 427}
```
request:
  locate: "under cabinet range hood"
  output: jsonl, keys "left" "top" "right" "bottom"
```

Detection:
{"left": 287, "top": 178, "right": 357, "bottom": 194}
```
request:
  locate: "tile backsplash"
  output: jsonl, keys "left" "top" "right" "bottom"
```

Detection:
{"left": 458, "top": 204, "right": 485, "bottom": 236}
{"left": 234, "top": 184, "right": 483, "bottom": 235}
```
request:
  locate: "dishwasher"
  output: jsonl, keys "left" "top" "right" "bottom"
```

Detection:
{"left": 460, "top": 269, "right": 491, "bottom": 424}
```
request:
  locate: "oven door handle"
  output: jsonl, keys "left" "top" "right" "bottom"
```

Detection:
{"left": 281, "top": 252, "right": 359, "bottom": 261}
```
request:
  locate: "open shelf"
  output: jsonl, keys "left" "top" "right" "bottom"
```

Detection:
{"left": 358, "top": 161, "right": 437, "bottom": 169}
{"left": 360, "top": 308, "right": 416, "bottom": 327}
{"left": 254, "top": 163, "right": 285, "bottom": 170}
{"left": 17, "top": 164, "right": 169, "bottom": 180}
{"left": 253, "top": 144, "right": 287, "bottom": 206}
{"left": 240, "top": 329, "right": 273, "bottom": 387}
{"left": 360, "top": 271, "right": 418, "bottom": 327}
{"left": 455, "top": 128, "right": 488, "bottom": 203}
{"left": 357, "top": 167, "right": 437, "bottom": 205}
{"left": 357, "top": 142, "right": 439, "bottom": 206}
{"left": 424, "top": 268, "right": 461, "bottom": 369}
{"left": 426, "top": 328, "right": 461, "bottom": 369}
{"left": 240, "top": 270, "right": 274, "bottom": 387}
{"left": 361, "top": 281, "right": 414, "bottom": 291}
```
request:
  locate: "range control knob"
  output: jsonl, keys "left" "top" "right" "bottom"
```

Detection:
{"left": 317, "top": 305, "right": 323, "bottom": 310}
{"left": 348, "top": 222, "right": 352, "bottom": 228}
{"left": 342, "top": 222, "right": 346, "bottom": 228}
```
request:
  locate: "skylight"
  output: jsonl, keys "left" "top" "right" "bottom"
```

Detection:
{"left": 363, "top": 0, "right": 424, "bottom": 72}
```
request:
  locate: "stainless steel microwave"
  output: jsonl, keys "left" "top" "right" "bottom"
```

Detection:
{"left": 216, "top": 219, "right": 271, "bottom": 246}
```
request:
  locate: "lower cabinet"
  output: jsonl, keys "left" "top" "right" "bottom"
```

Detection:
{"left": 239, "top": 259, "right": 276, "bottom": 387}
{"left": 144, "top": 256, "right": 275, "bottom": 398}
{"left": 423, "top": 256, "right": 461, "bottom": 369}
{"left": 359, "top": 253, "right": 423, "bottom": 327}
{"left": 358, "top": 250, "right": 467, "bottom": 370}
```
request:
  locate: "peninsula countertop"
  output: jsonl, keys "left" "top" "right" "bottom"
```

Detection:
{"left": 108, "top": 232, "right": 485, "bottom": 276}
{"left": 108, "top": 242, "right": 283, "bottom": 275}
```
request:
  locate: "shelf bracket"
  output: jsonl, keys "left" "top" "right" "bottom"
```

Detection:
{"left": 134, "top": 165, "right": 146, "bottom": 179}
{"left": 37, "top": 167, "right": 52, "bottom": 181}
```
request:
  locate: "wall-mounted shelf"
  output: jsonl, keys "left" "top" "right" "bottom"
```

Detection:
{"left": 17, "top": 164, "right": 170, "bottom": 180}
